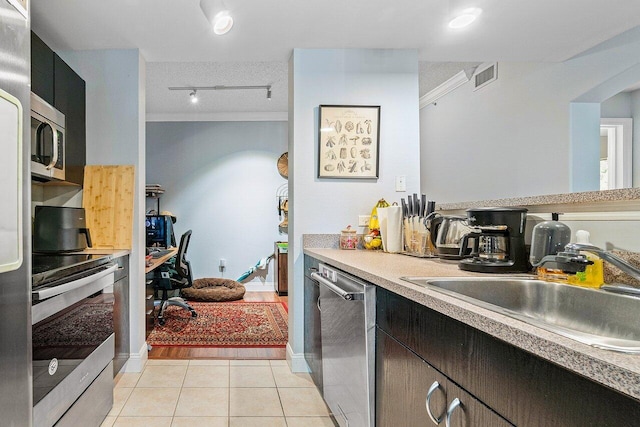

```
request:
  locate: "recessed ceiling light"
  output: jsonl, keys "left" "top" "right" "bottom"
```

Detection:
{"left": 448, "top": 8, "right": 482, "bottom": 29}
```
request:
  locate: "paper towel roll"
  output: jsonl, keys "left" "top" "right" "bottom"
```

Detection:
{"left": 379, "top": 206, "right": 403, "bottom": 253}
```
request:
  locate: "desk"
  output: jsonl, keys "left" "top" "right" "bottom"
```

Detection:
{"left": 145, "top": 248, "right": 178, "bottom": 274}
{"left": 144, "top": 248, "right": 177, "bottom": 338}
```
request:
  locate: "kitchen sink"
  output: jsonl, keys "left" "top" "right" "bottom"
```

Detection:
{"left": 401, "top": 276, "right": 640, "bottom": 353}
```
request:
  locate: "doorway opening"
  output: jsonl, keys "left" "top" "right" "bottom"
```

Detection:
{"left": 599, "top": 118, "right": 633, "bottom": 190}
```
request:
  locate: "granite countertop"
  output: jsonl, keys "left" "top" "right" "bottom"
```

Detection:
{"left": 303, "top": 248, "right": 640, "bottom": 400}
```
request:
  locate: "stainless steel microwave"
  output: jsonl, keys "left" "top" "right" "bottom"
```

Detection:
{"left": 30, "top": 92, "right": 65, "bottom": 181}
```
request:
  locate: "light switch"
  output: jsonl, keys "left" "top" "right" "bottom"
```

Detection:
{"left": 396, "top": 175, "right": 407, "bottom": 192}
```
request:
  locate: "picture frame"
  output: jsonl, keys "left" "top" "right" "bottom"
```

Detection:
{"left": 318, "top": 105, "right": 380, "bottom": 179}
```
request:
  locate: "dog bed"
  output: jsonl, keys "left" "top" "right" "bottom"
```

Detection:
{"left": 182, "top": 278, "right": 246, "bottom": 302}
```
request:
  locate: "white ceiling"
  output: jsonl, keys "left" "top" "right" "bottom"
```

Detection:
{"left": 31, "top": 0, "right": 640, "bottom": 116}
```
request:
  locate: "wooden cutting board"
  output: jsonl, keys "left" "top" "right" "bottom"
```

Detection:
{"left": 83, "top": 165, "right": 135, "bottom": 249}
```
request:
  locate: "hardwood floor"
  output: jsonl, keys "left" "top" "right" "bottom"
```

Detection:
{"left": 148, "top": 291, "right": 289, "bottom": 360}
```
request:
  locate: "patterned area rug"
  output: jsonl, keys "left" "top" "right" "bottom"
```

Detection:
{"left": 147, "top": 301, "right": 288, "bottom": 347}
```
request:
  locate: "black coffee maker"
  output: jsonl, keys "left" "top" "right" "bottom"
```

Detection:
{"left": 459, "top": 207, "right": 529, "bottom": 273}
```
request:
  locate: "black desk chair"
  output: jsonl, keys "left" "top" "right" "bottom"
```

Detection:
{"left": 153, "top": 230, "right": 198, "bottom": 325}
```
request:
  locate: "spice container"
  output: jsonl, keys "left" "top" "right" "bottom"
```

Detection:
{"left": 340, "top": 225, "right": 358, "bottom": 250}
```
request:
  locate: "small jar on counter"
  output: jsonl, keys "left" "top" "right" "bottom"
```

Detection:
{"left": 340, "top": 225, "right": 358, "bottom": 250}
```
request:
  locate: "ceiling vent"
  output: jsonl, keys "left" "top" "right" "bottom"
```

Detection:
{"left": 473, "top": 62, "right": 498, "bottom": 91}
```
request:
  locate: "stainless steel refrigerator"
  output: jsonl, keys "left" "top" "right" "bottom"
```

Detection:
{"left": 0, "top": 1, "right": 32, "bottom": 426}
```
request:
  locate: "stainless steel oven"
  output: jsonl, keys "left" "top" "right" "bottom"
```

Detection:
{"left": 32, "top": 254, "right": 116, "bottom": 427}
{"left": 30, "top": 92, "right": 65, "bottom": 181}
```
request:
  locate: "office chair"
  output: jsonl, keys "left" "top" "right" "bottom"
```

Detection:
{"left": 153, "top": 229, "right": 198, "bottom": 326}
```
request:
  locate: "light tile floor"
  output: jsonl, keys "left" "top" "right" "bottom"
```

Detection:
{"left": 102, "top": 360, "right": 335, "bottom": 427}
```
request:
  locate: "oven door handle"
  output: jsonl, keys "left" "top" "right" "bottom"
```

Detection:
{"left": 33, "top": 264, "right": 117, "bottom": 300}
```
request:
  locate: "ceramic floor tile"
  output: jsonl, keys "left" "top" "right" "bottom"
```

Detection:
{"left": 229, "top": 417, "right": 287, "bottom": 427}
{"left": 189, "top": 359, "right": 230, "bottom": 366}
{"left": 120, "top": 387, "right": 180, "bottom": 417}
{"left": 286, "top": 416, "right": 336, "bottom": 427}
{"left": 229, "top": 388, "right": 284, "bottom": 417}
{"left": 175, "top": 387, "right": 229, "bottom": 417}
{"left": 279, "top": 387, "right": 331, "bottom": 417}
{"left": 230, "top": 366, "right": 276, "bottom": 388}
{"left": 146, "top": 359, "right": 190, "bottom": 366}
{"left": 113, "top": 416, "right": 173, "bottom": 427}
{"left": 229, "top": 359, "right": 270, "bottom": 366}
{"left": 183, "top": 365, "right": 229, "bottom": 388}
{"left": 269, "top": 360, "right": 288, "bottom": 367}
{"left": 108, "top": 387, "right": 133, "bottom": 416}
{"left": 100, "top": 416, "right": 116, "bottom": 427}
{"left": 271, "top": 366, "right": 315, "bottom": 388}
{"left": 115, "top": 372, "right": 141, "bottom": 388}
{"left": 172, "top": 416, "right": 228, "bottom": 427}
{"left": 137, "top": 365, "right": 188, "bottom": 388}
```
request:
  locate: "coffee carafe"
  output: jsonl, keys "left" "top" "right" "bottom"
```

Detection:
{"left": 459, "top": 207, "right": 529, "bottom": 273}
{"left": 429, "top": 215, "right": 474, "bottom": 260}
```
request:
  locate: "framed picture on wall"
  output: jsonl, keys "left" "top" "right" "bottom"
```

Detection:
{"left": 318, "top": 105, "right": 380, "bottom": 179}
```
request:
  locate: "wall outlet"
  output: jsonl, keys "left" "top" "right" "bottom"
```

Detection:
{"left": 358, "top": 215, "right": 370, "bottom": 227}
{"left": 396, "top": 175, "right": 407, "bottom": 192}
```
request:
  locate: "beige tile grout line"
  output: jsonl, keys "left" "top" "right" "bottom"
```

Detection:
{"left": 170, "top": 362, "right": 189, "bottom": 422}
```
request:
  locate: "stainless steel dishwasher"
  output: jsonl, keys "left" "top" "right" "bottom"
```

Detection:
{"left": 312, "top": 263, "right": 376, "bottom": 427}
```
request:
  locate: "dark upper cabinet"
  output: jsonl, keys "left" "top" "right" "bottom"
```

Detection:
{"left": 31, "top": 31, "right": 86, "bottom": 186}
{"left": 54, "top": 55, "right": 86, "bottom": 185}
{"left": 31, "top": 32, "right": 54, "bottom": 105}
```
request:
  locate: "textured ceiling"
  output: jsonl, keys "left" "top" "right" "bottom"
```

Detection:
{"left": 146, "top": 62, "right": 288, "bottom": 117}
{"left": 30, "top": 0, "right": 640, "bottom": 116}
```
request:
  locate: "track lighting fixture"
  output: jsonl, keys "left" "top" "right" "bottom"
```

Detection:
{"left": 169, "top": 85, "right": 273, "bottom": 103}
{"left": 200, "top": 0, "right": 234, "bottom": 35}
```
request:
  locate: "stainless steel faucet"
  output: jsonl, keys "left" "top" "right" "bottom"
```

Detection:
{"left": 564, "top": 243, "right": 640, "bottom": 282}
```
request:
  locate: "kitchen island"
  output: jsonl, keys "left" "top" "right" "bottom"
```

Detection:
{"left": 304, "top": 247, "right": 640, "bottom": 426}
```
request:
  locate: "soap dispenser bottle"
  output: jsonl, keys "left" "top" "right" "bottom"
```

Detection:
{"left": 567, "top": 230, "right": 604, "bottom": 288}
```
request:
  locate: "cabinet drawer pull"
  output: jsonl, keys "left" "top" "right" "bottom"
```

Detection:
{"left": 445, "top": 398, "right": 462, "bottom": 427}
{"left": 316, "top": 296, "right": 321, "bottom": 312}
{"left": 426, "top": 380, "right": 443, "bottom": 425}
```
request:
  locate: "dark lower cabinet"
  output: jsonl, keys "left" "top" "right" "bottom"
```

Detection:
{"left": 377, "top": 329, "right": 511, "bottom": 427}
{"left": 113, "top": 255, "right": 130, "bottom": 376}
{"left": 376, "top": 287, "right": 640, "bottom": 427}
{"left": 303, "top": 255, "right": 323, "bottom": 390}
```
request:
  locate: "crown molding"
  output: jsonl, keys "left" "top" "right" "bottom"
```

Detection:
{"left": 146, "top": 111, "right": 288, "bottom": 122}
{"left": 419, "top": 70, "right": 470, "bottom": 109}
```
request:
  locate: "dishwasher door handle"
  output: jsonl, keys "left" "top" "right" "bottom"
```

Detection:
{"left": 311, "top": 272, "right": 363, "bottom": 301}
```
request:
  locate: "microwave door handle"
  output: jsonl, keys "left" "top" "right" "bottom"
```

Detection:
{"left": 46, "top": 121, "right": 59, "bottom": 170}
{"left": 36, "top": 120, "right": 58, "bottom": 170}
{"left": 35, "top": 121, "right": 48, "bottom": 161}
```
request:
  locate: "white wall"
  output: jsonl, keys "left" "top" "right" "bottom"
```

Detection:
{"left": 420, "top": 28, "right": 640, "bottom": 203}
{"left": 145, "top": 121, "right": 288, "bottom": 289}
{"left": 289, "top": 48, "right": 421, "bottom": 369}
{"left": 58, "top": 49, "right": 147, "bottom": 371}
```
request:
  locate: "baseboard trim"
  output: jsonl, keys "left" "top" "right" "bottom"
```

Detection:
{"left": 286, "top": 343, "right": 310, "bottom": 373}
{"left": 243, "top": 281, "right": 276, "bottom": 292}
{"left": 124, "top": 341, "right": 149, "bottom": 372}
